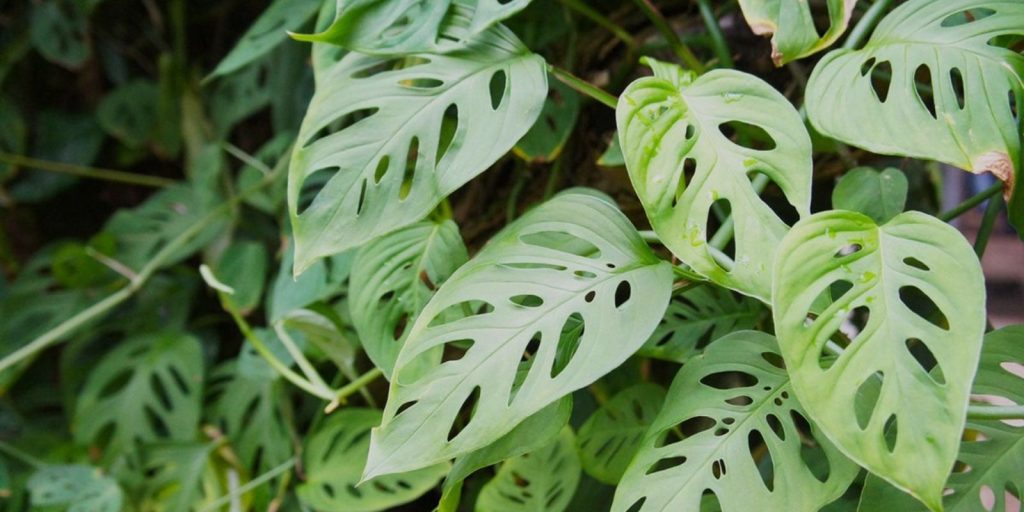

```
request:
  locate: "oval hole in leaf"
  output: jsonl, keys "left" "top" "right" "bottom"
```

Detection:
{"left": 700, "top": 371, "right": 758, "bottom": 389}
{"left": 748, "top": 430, "right": 774, "bottom": 491}
{"left": 898, "top": 285, "right": 949, "bottom": 330}
{"left": 448, "top": 386, "right": 481, "bottom": 442}
{"left": 766, "top": 413, "right": 785, "bottom": 440}
{"left": 489, "top": 69, "right": 508, "bottom": 110}
{"left": 905, "top": 338, "right": 946, "bottom": 385}
{"left": 949, "top": 68, "right": 966, "bottom": 110}
{"left": 903, "top": 257, "right": 930, "bottom": 271}
{"left": 883, "top": 414, "right": 898, "bottom": 453}
{"left": 940, "top": 8, "right": 996, "bottom": 27}
{"left": 552, "top": 313, "right": 584, "bottom": 378}
{"left": 297, "top": 167, "right": 338, "bottom": 215}
{"left": 520, "top": 231, "right": 601, "bottom": 258}
{"left": 914, "top": 65, "right": 937, "bottom": 119}
{"left": 870, "top": 61, "right": 893, "bottom": 103}
{"left": 646, "top": 456, "right": 687, "bottom": 475}
{"left": 854, "top": 372, "right": 884, "bottom": 430}
{"left": 718, "top": 120, "right": 777, "bottom": 151}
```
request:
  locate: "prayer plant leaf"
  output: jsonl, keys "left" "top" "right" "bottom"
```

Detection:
{"left": 805, "top": 0, "right": 1024, "bottom": 231}
{"left": 613, "top": 331, "right": 859, "bottom": 512}
{"left": 289, "top": 5, "right": 546, "bottom": 272}
{"left": 350, "top": 219, "right": 469, "bottom": 378}
{"left": 297, "top": 408, "right": 448, "bottom": 512}
{"left": 617, "top": 57, "right": 812, "bottom": 301}
{"left": 27, "top": 465, "right": 123, "bottom": 512}
{"left": 577, "top": 383, "right": 665, "bottom": 485}
{"left": 738, "top": 0, "right": 858, "bottom": 66}
{"left": 208, "top": 0, "right": 321, "bottom": 79}
{"left": 831, "top": 167, "right": 908, "bottom": 225}
{"left": 772, "top": 210, "right": 987, "bottom": 511}
{"left": 476, "top": 427, "right": 581, "bottom": 512}
{"left": 365, "top": 190, "right": 673, "bottom": 479}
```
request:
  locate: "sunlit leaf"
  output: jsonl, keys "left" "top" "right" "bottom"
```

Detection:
{"left": 738, "top": 0, "right": 858, "bottom": 65}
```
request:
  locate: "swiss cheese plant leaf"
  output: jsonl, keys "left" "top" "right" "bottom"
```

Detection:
{"left": 207, "top": 0, "right": 321, "bottom": 79}
{"left": 577, "top": 383, "right": 665, "bottom": 485}
{"left": 617, "top": 58, "right": 811, "bottom": 301}
{"left": 29, "top": 0, "right": 89, "bottom": 69}
{"left": 268, "top": 240, "right": 354, "bottom": 322}
{"left": 639, "top": 285, "right": 764, "bottom": 364}
{"left": 141, "top": 442, "right": 218, "bottom": 512}
{"left": 514, "top": 77, "right": 581, "bottom": 163}
{"left": 350, "top": 220, "right": 468, "bottom": 378}
{"left": 297, "top": 408, "right": 448, "bottom": 512}
{"left": 613, "top": 331, "right": 859, "bottom": 512}
{"left": 805, "top": 0, "right": 1024, "bottom": 230}
{"left": 772, "top": 210, "right": 986, "bottom": 511}
{"left": 364, "top": 190, "right": 672, "bottom": 478}
{"left": 476, "top": 427, "right": 581, "bottom": 512}
{"left": 96, "top": 80, "right": 159, "bottom": 148}
{"left": 27, "top": 465, "right": 123, "bottom": 512}
{"left": 74, "top": 332, "right": 204, "bottom": 460}
{"left": 738, "top": 0, "right": 858, "bottom": 66}
{"left": 288, "top": 5, "right": 546, "bottom": 272}
{"left": 832, "top": 167, "right": 908, "bottom": 224}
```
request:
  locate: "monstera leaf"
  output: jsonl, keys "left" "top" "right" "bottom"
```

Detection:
{"left": 208, "top": 0, "right": 321, "bottom": 79}
{"left": 617, "top": 58, "right": 811, "bottom": 301}
{"left": 297, "top": 408, "right": 447, "bottom": 512}
{"left": 476, "top": 427, "right": 581, "bottom": 512}
{"left": 27, "top": 465, "right": 123, "bottom": 512}
{"left": 831, "top": 167, "right": 908, "bottom": 224}
{"left": 288, "top": 4, "right": 545, "bottom": 272}
{"left": 514, "top": 76, "right": 581, "bottom": 163}
{"left": 297, "top": 0, "right": 533, "bottom": 54}
{"left": 577, "top": 383, "right": 665, "bottom": 485}
{"left": 350, "top": 220, "right": 468, "bottom": 377}
{"left": 141, "top": 442, "right": 219, "bottom": 512}
{"left": 364, "top": 191, "right": 672, "bottom": 478}
{"left": 772, "top": 210, "right": 986, "bottom": 511}
{"left": 613, "top": 332, "right": 859, "bottom": 512}
{"left": 805, "top": 0, "right": 1024, "bottom": 230}
{"left": 738, "top": 0, "right": 858, "bottom": 65}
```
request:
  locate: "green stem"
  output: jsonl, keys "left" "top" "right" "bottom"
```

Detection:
{"left": 843, "top": 0, "right": 894, "bottom": 50}
{"left": 198, "top": 458, "right": 297, "bottom": 512}
{"left": 0, "top": 440, "right": 44, "bottom": 468}
{"left": 557, "top": 0, "right": 638, "bottom": 50}
{"left": 547, "top": 64, "right": 618, "bottom": 110}
{"left": 0, "top": 152, "right": 176, "bottom": 188}
{"left": 632, "top": 0, "right": 705, "bottom": 73}
{"left": 967, "top": 404, "right": 1024, "bottom": 421}
{"left": 327, "top": 368, "right": 384, "bottom": 412}
{"left": 974, "top": 193, "right": 1003, "bottom": 258}
{"left": 273, "top": 322, "right": 333, "bottom": 393}
{"left": 696, "top": 0, "right": 733, "bottom": 68}
{"left": 939, "top": 182, "right": 1004, "bottom": 222}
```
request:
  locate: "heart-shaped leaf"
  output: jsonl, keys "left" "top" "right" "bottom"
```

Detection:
{"left": 288, "top": 4, "right": 546, "bottom": 272}
{"left": 613, "top": 331, "right": 859, "bottom": 512}
{"left": 738, "top": 0, "right": 858, "bottom": 65}
{"left": 297, "top": 408, "right": 448, "bottom": 512}
{"left": 831, "top": 167, "right": 908, "bottom": 224}
{"left": 617, "top": 58, "right": 811, "bottom": 301}
{"left": 364, "top": 190, "right": 672, "bottom": 478}
{"left": 28, "top": 465, "right": 123, "bottom": 512}
{"left": 772, "top": 210, "right": 986, "bottom": 511}
{"left": 208, "top": 0, "right": 321, "bottom": 79}
{"left": 350, "top": 219, "right": 468, "bottom": 377}
{"left": 805, "top": 0, "right": 1024, "bottom": 230}
{"left": 476, "top": 427, "right": 581, "bottom": 512}
{"left": 577, "top": 383, "right": 665, "bottom": 485}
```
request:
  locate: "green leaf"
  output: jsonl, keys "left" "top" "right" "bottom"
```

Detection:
{"left": 805, "top": 0, "right": 1024, "bottom": 231}
{"left": 772, "top": 210, "right": 987, "bottom": 511}
{"left": 476, "top": 427, "right": 581, "bottom": 512}
{"left": 639, "top": 285, "right": 764, "bottom": 364}
{"left": 50, "top": 233, "right": 118, "bottom": 289}
{"left": 268, "top": 240, "right": 354, "bottom": 322}
{"left": 209, "top": 60, "right": 272, "bottom": 138}
{"left": 365, "top": 190, "right": 672, "bottom": 478}
{"left": 11, "top": 111, "right": 103, "bottom": 204}
{"left": 29, "top": 0, "right": 89, "bottom": 69}
{"left": 97, "top": 80, "right": 160, "bottom": 148}
{"left": 577, "top": 383, "right": 665, "bottom": 485}
{"left": 832, "top": 167, "right": 908, "bottom": 224}
{"left": 208, "top": 0, "right": 321, "bottom": 79}
{"left": 212, "top": 240, "right": 269, "bottom": 315}
{"left": 141, "top": 442, "right": 218, "bottom": 512}
{"left": 288, "top": 4, "right": 546, "bottom": 272}
{"left": 74, "top": 331, "right": 204, "bottom": 459}
{"left": 514, "top": 76, "right": 581, "bottom": 163}
{"left": 738, "top": 0, "right": 857, "bottom": 66}
{"left": 613, "top": 331, "right": 859, "bottom": 512}
{"left": 27, "top": 465, "right": 123, "bottom": 512}
{"left": 297, "top": 408, "right": 447, "bottom": 512}
{"left": 597, "top": 134, "right": 624, "bottom": 168}
{"left": 350, "top": 219, "right": 468, "bottom": 377}
{"left": 617, "top": 58, "right": 811, "bottom": 301}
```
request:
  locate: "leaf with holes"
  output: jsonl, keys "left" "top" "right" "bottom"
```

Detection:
{"left": 577, "top": 383, "right": 665, "bottom": 485}
{"left": 476, "top": 426, "right": 581, "bottom": 512}
{"left": 832, "top": 167, "right": 908, "bottom": 225}
{"left": 350, "top": 219, "right": 468, "bottom": 378}
{"left": 640, "top": 285, "right": 764, "bottom": 364}
{"left": 208, "top": 0, "right": 321, "bottom": 79}
{"left": 141, "top": 442, "right": 218, "bottom": 512}
{"left": 364, "top": 190, "right": 672, "bottom": 478}
{"left": 772, "top": 210, "right": 986, "bottom": 511}
{"left": 738, "top": 0, "right": 858, "bottom": 66}
{"left": 805, "top": 0, "right": 1024, "bottom": 231}
{"left": 289, "top": 4, "right": 545, "bottom": 272}
{"left": 27, "top": 465, "right": 123, "bottom": 512}
{"left": 617, "top": 57, "right": 811, "bottom": 301}
{"left": 514, "top": 76, "right": 581, "bottom": 163}
{"left": 74, "top": 332, "right": 204, "bottom": 460}
{"left": 613, "top": 331, "right": 859, "bottom": 512}
{"left": 297, "top": 408, "right": 447, "bottom": 512}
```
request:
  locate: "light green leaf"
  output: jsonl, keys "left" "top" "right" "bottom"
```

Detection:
{"left": 288, "top": 4, "right": 546, "bottom": 272}
{"left": 208, "top": 0, "right": 321, "bottom": 79}
{"left": 617, "top": 58, "right": 811, "bottom": 301}
{"left": 97, "top": 80, "right": 159, "bottom": 148}
{"left": 597, "top": 134, "right": 624, "bottom": 167}
{"left": 27, "top": 465, "right": 123, "bottom": 512}
{"left": 350, "top": 219, "right": 468, "bottom": 378}
{"left": 297, "top": 408, "right": 447, "bottom": 512}
{"left": 268, "top": 240, "right": 354, "bottom": 322}
{"left": 212, "top": 240, "right": 269, "bottom": 315}
{"left": 805, "top": 0, "right": 1024, "bottom": 230}
{"left": 613, "top": 332, "right": 859, "bottom": 512}
{"left": 514, "top": 76, "right": 581, "bottom": 163}
{"left": 577, "top": 383, "right": 665, "bottom": 485}
{"left": 476, "top": 427, "right": 581, "bottom": 512}
{"left": 365, "top": 191, "right": 672, "bottom": 478}
{"left": 141, "top": 442, "right": 218, "bottom": 512}
{"left": 772, "top": 210, "right": 986, "bottom": 511}
{"left": 832, "top": 167, "right": 908, "bottom": 224}
{"left": 30, "top": 0, "right": 89, "bottom": 69}
{"left": 738, "top": 0, "right": 858, "bottom": 66}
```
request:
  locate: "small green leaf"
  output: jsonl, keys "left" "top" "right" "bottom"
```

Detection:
{"left": 514, "top": 76, "right": 581, "bottom": 163}
{"left": 28, "top": 465, "right": 123, "bottom": 512}
{"left": 141, "top": 442, "right": 217, "bottom": 512}
{"left": 208, "top": 0, "right": 321, "bottom": 79}
{"left": 97, "top": 80, "right": 160, "bottom": 148}
{"left": 577, "top": 383, "right": 665, "bottom": 485}
{"left": 213, "top": 240, "right": 269, "bottom": 315}
{"left": 738, "top": 0, "right": 858, "bottom": 65}
{"left": 832, "top": 167, "right": 908, "bottom": 224}
{"left": 30, "top": 0, "right": 89, "bottom": 69}
{"left": 268, "top": 240, "right": 354, "bottom": 322}
{"left": 476, "top": 427, "right": 581, "bottom": 512}
{"left": 597, "top": 134, "right": 625, "bottom": 168}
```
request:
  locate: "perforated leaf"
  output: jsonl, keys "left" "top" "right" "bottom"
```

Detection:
{"left": 208, "top": 0, "right": 321, "bottom": 79}
{"left": 141, "top": 442, "right": 218, "bottom": 512}
{"left": 577, "top": 383, "right": 665, "bottom": 485}
{"left": 514, "top": 77, "right": 581, "bottom": 163}
{"left": 617, "top": 58, "right": 812, "bottom": 301}
{"left": 297, "top": 408, "right": 447, "bottom": 512}
{"left": 738, "top": 0, "right": 858, "bottom": 66}
{"left": 772, "top": 210, "right": 986, "bottom": 511}
{"left": 27, "top": 465, "right": 123, "bottom": 512}
{"left": 289, "top": 5, "right": 545, "bottom": 272}
{"left": 805, "top": 0, "right": 1024, "bottom": 230}
{"left": 832, "top": 167, "right": 908, "bottom": 224}
{"left": 350, "top": 220, "right": 468, "bottom": 377}
{"left": 476, "top": 427, "right": 581, "bottom": 512}
{"left": 364, "top": 190, "right": 672, "bottom": 478}
{"left": 613, "top": 331, "right": 859, "bottom": 512}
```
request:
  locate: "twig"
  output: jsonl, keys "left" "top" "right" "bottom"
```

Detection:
{"left": 0, "top": 152, "right": 176, "bottom": 188}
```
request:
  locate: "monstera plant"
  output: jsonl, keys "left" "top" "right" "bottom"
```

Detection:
{"left": 0, "top": 0, "right": 1022, "bottom": 511}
